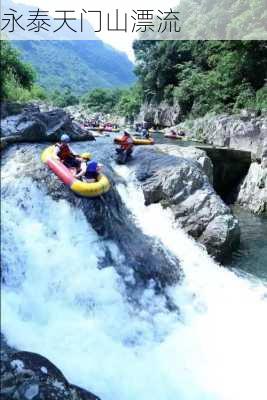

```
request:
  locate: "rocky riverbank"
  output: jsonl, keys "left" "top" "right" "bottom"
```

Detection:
{"left": 178, "top": 113, "right": 267, "bottom": 214}
{"left": 143, "top": 110, "right": 267, "bottom": 214}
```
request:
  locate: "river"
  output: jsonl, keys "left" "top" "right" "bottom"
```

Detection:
{"left": 1, "top": 136, "right": 267, "bottom": 400}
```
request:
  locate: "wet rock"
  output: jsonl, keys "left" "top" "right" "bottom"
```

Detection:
{"left": 132, "top": 147, "right": 240, "bottom": 262}
{"left": 237, "top": 162, "right": 267, "bottom": 214}
{"left": 0, "top": 104, "right": 95, "bottom": 144}
{"left": 155, "top": 144, "right": 214, "bottom": 184}
{"left": 0, "top": 336, "right": 100, "bottom": 400}
{"left": 194, "top": 146, "right": 251, "bottom": 202}
{"left": 0, "top": 101, "right": 31, "bottom": 119}
{"left": 235, "top": 124, "right": 267, "bottom": 213}
{"left": 18, "top": 381, "right": 39, "bottom": 399}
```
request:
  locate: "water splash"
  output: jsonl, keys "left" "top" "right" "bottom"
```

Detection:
{"left": 1, "top": 157, "right": 267, "bottom": 400}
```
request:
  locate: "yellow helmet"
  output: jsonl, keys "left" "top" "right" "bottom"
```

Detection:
{"left": 80, "top": 152, "right": 92, "bottom": 160}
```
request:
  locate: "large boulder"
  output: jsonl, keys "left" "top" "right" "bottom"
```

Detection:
{"left": 0, "top": 104, "right": 95, "bottom": 145}
{"left": 132, "top": 146, "right": 240, "bottom": 262}
{"left": 154, "top": 144, "right": 214, "bottom": 184}
{"left": 0, "top": 102, "right": 32, "bottom": 119}
{"left": 236, "top": 130, "right": 267, "bottom": 214}
{"left": 0, "top": 335, "right": 100, "bottom": 400}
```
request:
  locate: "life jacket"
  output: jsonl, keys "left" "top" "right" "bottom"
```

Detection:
{"left": 85, "top": 161, "right": 98, "bottom": 180}
{"left": 120, "top": 135, "right": 133, "bottom": 151}
{"left": 56, "top": 143, "right": 72, "bottom": 160}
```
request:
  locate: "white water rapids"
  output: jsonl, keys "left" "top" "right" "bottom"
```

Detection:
{"left": 1, "top": 160, "right": 267, "bottom": 400}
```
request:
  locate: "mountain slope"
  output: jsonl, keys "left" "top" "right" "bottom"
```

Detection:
{"left": 14, "top": 40, "right": 136, "bottom": 95}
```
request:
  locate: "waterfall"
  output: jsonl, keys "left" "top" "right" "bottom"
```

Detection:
{"left": 1, "top": 158, "right": 267, "bottom": 400}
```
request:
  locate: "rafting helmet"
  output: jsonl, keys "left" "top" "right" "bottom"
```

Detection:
{"left": 124, "top": 130, "right": 130, "bottom": 136}
{"left": 61, "top": 134, "right": 70, "bottom": 143}
{"left": 81, "top": 152, "right": 92, "bottom": 160}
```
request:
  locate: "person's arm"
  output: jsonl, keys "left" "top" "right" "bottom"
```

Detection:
{"left": 75, "top": 161, "right": 86, "bottom": 178}
{"left": 54, "top": 145, "right": 60, "bottom": 159}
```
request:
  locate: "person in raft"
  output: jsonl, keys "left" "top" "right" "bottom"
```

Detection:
{"left": 75, "top": 157, "right": 103, "bottom": 182}
{"left": 118, "top": 130, "right": 134, "bottom": 157}
{"left": 55, "top": 134, "right": 81, "bottom": 169}
{"left": 141, "top": 128, "right": 150, "bottom": 139}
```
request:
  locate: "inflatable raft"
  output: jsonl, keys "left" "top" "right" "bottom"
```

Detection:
{"left": 41, "top": 146, "right": 110, "bottom": 197}
{"left": 90, "top": 127, "right": 105, "bottom": 132}
{"left": 114, "top": 136, "right": 154, "bottom": 145}
{"left": 164, "top": 133, "right": 183, "bottom": 140}
{"left": 91, "top": 131, "right": 110, "bottom": 138}
{"left": 148, "top": 129, "right": 164, "bottom": 134}
{"left": 103, "top": 127, "right": 120, "bottom": 133}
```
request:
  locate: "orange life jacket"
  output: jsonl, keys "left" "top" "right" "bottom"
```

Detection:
{"left": 120, "top": 135, "right": 133, "bottom": 151}
{"left": 57, "top": 143, "right": 72, "bottom": 160}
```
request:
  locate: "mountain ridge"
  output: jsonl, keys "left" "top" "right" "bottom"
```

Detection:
{"left": 14, "top": 40, "right": 136, "bottom": 95}
{"left": 3, "top": 0, "right": 135, "bottom": 94}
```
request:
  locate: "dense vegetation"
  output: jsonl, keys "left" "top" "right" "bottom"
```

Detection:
{"left": 14, "top": 41, "right": 135, "bottom": 95}
{"left": 0, "top": 40, "right": 140, "bottom": 118}
{"left": 0, "top": 40, "right": 136, "bottom": 112}
{"left": 81, "top": 86, "right": 142, "bottom": 120}
{"left": 2, "top": 38, "right": 266, "bottom": 122}
{"left": 177, "top": 0, "right": 266, "bottom": 40}
{"left": 133, "top": 40, "right": 267, "bottom": 118}
{"left": 0, "top": 40, "right": 46, "bottom": 102}
{"left": 146, "top": 0, "right": 266, "bottom": 40}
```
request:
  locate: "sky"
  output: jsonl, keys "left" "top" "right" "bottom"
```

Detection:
{"left": 9, "top": 0, "right": 178, "bottom": 61}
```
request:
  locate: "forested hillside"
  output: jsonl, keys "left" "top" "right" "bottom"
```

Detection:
{"left": 14, "top": 41, "right": 135, "bottom": 95}
{"left": 133, "top": 41, "right": 267, "bottom": 118}
{"left": 175, "top": 0, "right": 266, "bottom": 39}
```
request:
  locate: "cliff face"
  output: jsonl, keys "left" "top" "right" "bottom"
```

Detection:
{"left": 136, "top": 101, "right": 182, "bottom": 127}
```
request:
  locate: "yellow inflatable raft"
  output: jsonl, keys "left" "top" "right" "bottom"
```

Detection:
{"left": 114, "top": 137, "right": 154, "bottom": 146}
{"left": 41, "top": 146, "right": 110, "bottom": 198}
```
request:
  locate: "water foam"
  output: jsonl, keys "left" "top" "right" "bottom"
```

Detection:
{"left": 1, "top": 160, "right": 267, "bottom": 400}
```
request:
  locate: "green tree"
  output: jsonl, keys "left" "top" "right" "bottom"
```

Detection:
{"left": 81, "top": 88, "right": 123, "bottom": 113}
{"left": 1, "top": 40, "right": 35, "bottom": 99}
{"left": 133, "top": 40, "right": 267, "bottom": 118}
{"left": 116, "top": 85, "right": 142, "bottom": 120}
